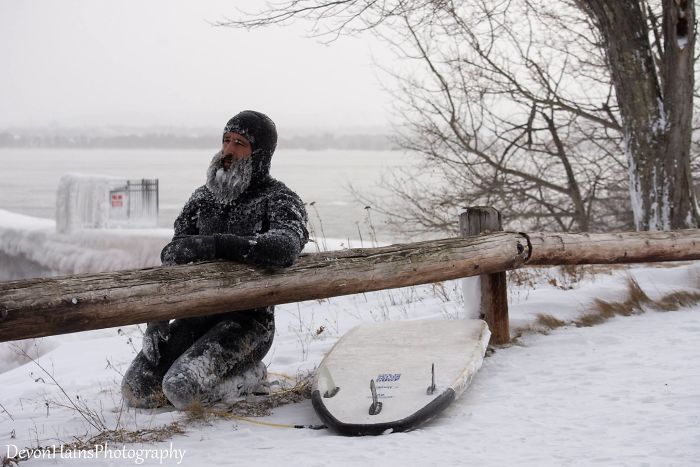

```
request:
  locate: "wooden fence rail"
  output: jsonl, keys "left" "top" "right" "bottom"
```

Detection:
{"left": 1, "top": 229, "right": 699, "bottom": 343}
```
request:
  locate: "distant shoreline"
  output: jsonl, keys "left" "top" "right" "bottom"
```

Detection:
{"left": 0, "top": 130, "right": 399, "bottom": 151}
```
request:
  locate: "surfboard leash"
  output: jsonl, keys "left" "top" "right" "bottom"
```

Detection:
{"left": 219, "top": 371, "right": 327, "bottom": 430}
{"left": 227, "top": 414, "right": 327, "bottom": 431}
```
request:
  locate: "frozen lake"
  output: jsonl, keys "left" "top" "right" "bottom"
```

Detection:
{"left": 0, "top": 148, "right": 411, "bottom": 241}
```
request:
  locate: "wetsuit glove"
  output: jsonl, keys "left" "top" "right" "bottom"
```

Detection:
{"left": 142, "top": 321, "right": 170, "bottom": 365}
{"left": 160, "top": 236, "right": 216, "bottom": 265}
{"left": 213, "top": 234, "right": 255, "bottom": 262}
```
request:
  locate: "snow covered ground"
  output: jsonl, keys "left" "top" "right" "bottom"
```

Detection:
{"left": 1, "top": 213, "right": 699, "bottom": 466}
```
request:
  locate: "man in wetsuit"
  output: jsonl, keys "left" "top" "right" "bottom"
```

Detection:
{"left": 121, "top": 110, "right": 308, "bottom": 410}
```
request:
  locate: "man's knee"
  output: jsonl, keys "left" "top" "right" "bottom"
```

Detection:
{"left": 160, "top": 348, "right": 232, "bottom": 410}
{"left": 121, "top": 352, "right": 169, "bottom": 409}
{"left": 161, "top": 364, "right": 208, "bottom": 410}
{"left": 121, "top": 351, "right": 205, "bottom": 410}
{"left": 161, "top": 359, "right": 268, "bottom": 410}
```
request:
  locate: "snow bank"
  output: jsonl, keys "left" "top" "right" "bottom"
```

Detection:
{"left": 0, "top": 209, "right": 171, "bottom": 281}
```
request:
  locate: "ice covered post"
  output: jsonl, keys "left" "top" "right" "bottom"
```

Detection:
{"left": 460, "top": 207, "right": 509, "bottom": 345}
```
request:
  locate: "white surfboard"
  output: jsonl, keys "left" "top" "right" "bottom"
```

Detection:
{"left": 311, "top": 319, "right": 490, "bottom": 436}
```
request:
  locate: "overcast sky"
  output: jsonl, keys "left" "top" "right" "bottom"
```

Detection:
{"left": 0, "top": 0, "right": 395, "bottom": 131}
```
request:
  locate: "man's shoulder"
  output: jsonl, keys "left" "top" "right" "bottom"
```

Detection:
{"left": 258, "top": 177, "right": 303, "bottom": 202}
{"left": 185, "top": 185, "right": 214, "bottom": 205}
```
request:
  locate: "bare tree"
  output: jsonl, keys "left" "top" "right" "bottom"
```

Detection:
{"left": 574, "top": 0, "right": 698, "bottom": 229}
{"left": 360, "top": 2, "right": 632, "bottom": 235}
{"left": 222, "top": 0, "right": 698, "bottom": 233}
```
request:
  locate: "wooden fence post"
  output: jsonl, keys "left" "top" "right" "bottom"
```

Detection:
{"left": 460, "top": 206, "right": 510, "bottom": 345}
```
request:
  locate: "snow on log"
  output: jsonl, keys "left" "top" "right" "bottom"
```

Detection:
{"left": 0, "top": 229, "right": 699, "bottom": 343}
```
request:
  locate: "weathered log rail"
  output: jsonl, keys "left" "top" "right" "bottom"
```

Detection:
{"left": 1, "top": 229, "right": 699, "bottom": 343}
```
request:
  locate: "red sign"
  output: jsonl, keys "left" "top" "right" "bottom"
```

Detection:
{"left": 111, "top": 194, "right": 124, "bottom": 208}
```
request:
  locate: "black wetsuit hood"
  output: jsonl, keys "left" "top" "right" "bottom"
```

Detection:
{"left": 223, "top": 110, "right": 277, "bottom": 183}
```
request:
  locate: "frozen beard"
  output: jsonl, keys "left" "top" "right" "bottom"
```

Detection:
{"left": 206, "top": 152, "right": 254, "bottom": 203}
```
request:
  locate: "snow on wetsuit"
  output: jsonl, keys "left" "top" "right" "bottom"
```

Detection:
{"left": 121, "top": 111, "right": 309, "bottom": 410}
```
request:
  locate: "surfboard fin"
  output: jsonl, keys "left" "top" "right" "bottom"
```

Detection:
{"left": 426, "top": 363, "right": 436, "bottom": 395}
{"left": 318, "top": 365, "right": 340, "bottom": 398}
{"left": 369, "top": 379, "right": 383, "bottom": 415}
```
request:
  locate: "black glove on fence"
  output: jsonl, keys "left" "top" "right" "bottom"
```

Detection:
{"left": 161, "top": 232, "right": 300, "bottom": 269}
{"left": 160, "top": 236, "right": 215, "bottom": 265}
{"left": 160, "top": 235, "right": 254, "bottom": 266}
{"left": 213, "top": 234, "right": 256, "bottom": 261}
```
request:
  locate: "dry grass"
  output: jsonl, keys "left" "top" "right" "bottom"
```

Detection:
{"left": 654, "top": 290, "right": 700, "bottom": 311}
{"left": 535, "top": 314, "right": 567, "bottom": 330}
{"left": 507, "top": 269, "right": 536, "bottom": 288}
{"left": 511, "top": 274, "right": 700, "bottom": 341}
{"left": 508, "top": 264, "right": 621, "bottom": 290}
{"left": 575, "top": 278, "right": 651, "bottom": 327}
{"left": 574, "top": 312, "right": 609, "bottom": 328}
{"left": 218, "top": 372, "right": 312, "bottom": 419}
{"left": 79, "top": 422, "right": 185, "bottom": 445}
{"left": 184, "top": 399, "right": 209, "bottom": 423}
{"left": 508, "top": 314, "right": 568, "bottom": 343}
{"left": 149, "top": 389, "right": 170, "bottom": 409}
{"left": 181, "top": 371, "right": 314, "bottom": 424}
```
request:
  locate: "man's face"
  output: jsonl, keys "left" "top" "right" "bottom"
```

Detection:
{"left": 221, "top": 132, "right": 252, "bottom": 171}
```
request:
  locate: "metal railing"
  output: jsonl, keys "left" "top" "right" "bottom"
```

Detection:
{"left": 109, "top": 179, "right": 159, "bottom": 227}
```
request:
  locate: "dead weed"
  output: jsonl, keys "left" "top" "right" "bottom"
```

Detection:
{"left": 513, "top": 275, "right": 700, "bottom": 341}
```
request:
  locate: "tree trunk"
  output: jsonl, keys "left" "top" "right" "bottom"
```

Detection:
{"left": 662, "top": 0, "right": 698, "bottom": 229}
{"left": 577, "top": 0, "right": 699, "bottom": 230}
